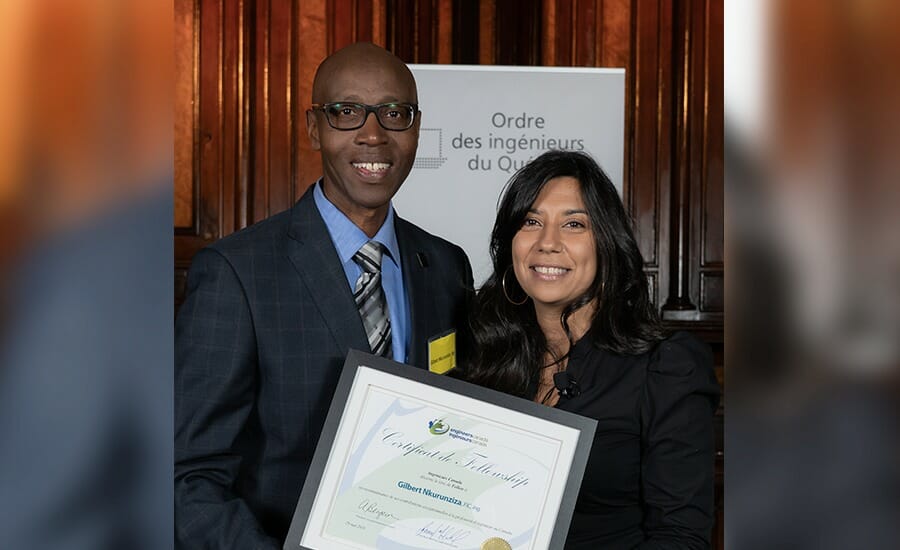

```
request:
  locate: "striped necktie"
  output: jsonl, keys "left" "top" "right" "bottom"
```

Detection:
{"left": 352, "top": 241, "right": 392, "bottom": 358}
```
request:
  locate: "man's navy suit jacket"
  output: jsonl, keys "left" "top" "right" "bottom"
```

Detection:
{"left": 175, "top": 186, "right": 473, "bottom": 548}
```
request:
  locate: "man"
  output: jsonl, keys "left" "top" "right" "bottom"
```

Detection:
{"left": 175, "top": 43, "right": 473, "bottom": 548}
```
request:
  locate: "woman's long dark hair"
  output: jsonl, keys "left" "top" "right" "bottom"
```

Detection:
{"left": 464, "top": 150, "right": 665, "bottom": 399}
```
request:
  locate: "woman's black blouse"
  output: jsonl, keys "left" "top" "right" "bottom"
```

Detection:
{"left": 552, "top": 331, "right": 720, "bottom": 549}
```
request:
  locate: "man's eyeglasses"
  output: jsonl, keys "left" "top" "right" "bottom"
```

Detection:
{"left": 311, "top": 102, "right": 419, "bottom": 131}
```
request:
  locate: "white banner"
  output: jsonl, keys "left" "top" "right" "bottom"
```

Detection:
{"left": 395, "top": 65, "right": 626, "bottom": 285}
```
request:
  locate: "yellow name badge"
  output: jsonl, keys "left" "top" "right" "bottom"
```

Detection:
{"left": 428, "top": 330, "right": 457, "bottom": 374}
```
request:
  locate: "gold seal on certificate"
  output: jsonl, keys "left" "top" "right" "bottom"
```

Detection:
{"left": 481, "top": 537, "right": 512, "bottom": 550}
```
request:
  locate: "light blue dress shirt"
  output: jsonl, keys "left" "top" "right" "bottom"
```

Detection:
{"left": 313, "top": 181, "right": 410, "bottom": 362}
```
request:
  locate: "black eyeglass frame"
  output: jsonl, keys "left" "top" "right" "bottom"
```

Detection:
{"left": 310, "top": 102, "right": 420, "bottom": 131}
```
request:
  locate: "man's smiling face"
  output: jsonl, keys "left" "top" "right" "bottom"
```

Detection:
{"left": 306, "top": 45, "right": 420, "bottom": 231}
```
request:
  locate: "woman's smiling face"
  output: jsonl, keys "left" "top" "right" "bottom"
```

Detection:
{"left": 511, "top": 176, "right": 598, "bottom": 314}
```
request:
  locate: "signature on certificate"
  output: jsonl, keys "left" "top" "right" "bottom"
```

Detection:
{"left": 416, "top": 521, "right": 472, "bottom": 545}
{"left": 357, "top": 498, "right": 398, "bottom": 523}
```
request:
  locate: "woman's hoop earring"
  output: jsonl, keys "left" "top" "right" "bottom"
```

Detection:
{"left": 502, "top": 266, "right": 529, "bottom": 306}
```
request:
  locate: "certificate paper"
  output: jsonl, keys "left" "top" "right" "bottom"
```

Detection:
{"left": 284, "top": 351, "right": 596, "bottom": 550}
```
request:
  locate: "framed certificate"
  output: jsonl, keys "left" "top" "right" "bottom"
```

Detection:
{"left": 284, "top": 350, "right": 596, "bottom": 550}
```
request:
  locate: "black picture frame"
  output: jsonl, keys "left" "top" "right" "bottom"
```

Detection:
{"left": 284, "top": 349, "right": 596, "bottom": 550}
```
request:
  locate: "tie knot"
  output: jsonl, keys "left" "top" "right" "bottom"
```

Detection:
{"left": 353, "top": 241, "right": 386, "bottom": 274}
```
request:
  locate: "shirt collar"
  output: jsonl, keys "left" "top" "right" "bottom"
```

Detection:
{"left": 313, "top": 179, "right": 401, "bottom": 268}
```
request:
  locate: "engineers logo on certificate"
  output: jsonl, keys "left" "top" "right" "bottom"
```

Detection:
{"left": 428, "top": 419, "right": 450, "bottom": 435}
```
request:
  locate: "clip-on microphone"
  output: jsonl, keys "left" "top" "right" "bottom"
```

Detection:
{"left": 553, "top": 371, "right": 580, "bottom": 399}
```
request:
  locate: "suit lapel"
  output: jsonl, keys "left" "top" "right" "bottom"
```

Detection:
{"left": 396, "top": 218, "right": 432, "bottom": 368}
{"left": 286, "top": 187, "right": 369, "bottom": 354}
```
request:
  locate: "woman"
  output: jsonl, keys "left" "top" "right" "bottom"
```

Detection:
{"left": 463, "top": 150, "right": 720, "bottom": 549}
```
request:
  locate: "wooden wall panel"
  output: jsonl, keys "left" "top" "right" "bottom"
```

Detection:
{"left": 632, "top": 0, "right": 671, "bottom": 283}
{"left": 452, "top": 0, "right": 480, "bottom": 64}
{"left": 329, "top": 0, "right": 354, "bottom": 51}
{"left": 494, "top": 0, "right": 542, "bottom": 65}
{"left": 196, "top": 0, "right": 223, "bottom": 242}
{"left": 372, "top": 0, "right": 386, "bottom": 46}
{"left": 174, "top": 0, "right": 195, "bottom": 229}
{"left": 702, "top": 0, "right": 724, "bottom": 267}
{"left": 661, "top": 0, "right": 722, "bottom": 322}
{"left": 436, "top": 0, "right": 453, "bottom": 63}
{"left": 356, "top": 0, "right": 374, "bottom": 43}
{"left": 701, "top": 272, "right": 724, "bottom": 312}
{"left": 386, "top": 0, "right": 414, "bottom": 61}
{"left": 221, "top": 0, "right": 245, "bottom": 235}
{"left": 296, "top": 0, "right": 327, "bottom": 197}
{"left": 699, "top": 0, "right": 724, "bottom": 320}
{"left": 646, "top": 272, "right": 658, "bottom": 309}
{"left": 574, "top": 0, "right": 597, "bottom": 65}
{"left": 385, "top": 0, "right": 447, "bottom": 63}
{"left": 600, "top": 0, "right": 631, "bottom": 67}
{"left": 415, "top": 0, "right": 435, "bottom": 62}
{"left": 663, "top": 0, "right": 693, "bottom": 316}
{"left": 251, "top": 0, "right": 270, "bottom": 224}
{"left": 548, "top": 0, "right": 571, "bottom": 66}
{"left": 263, "top": 0, "right": 296, "bottom": 218}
